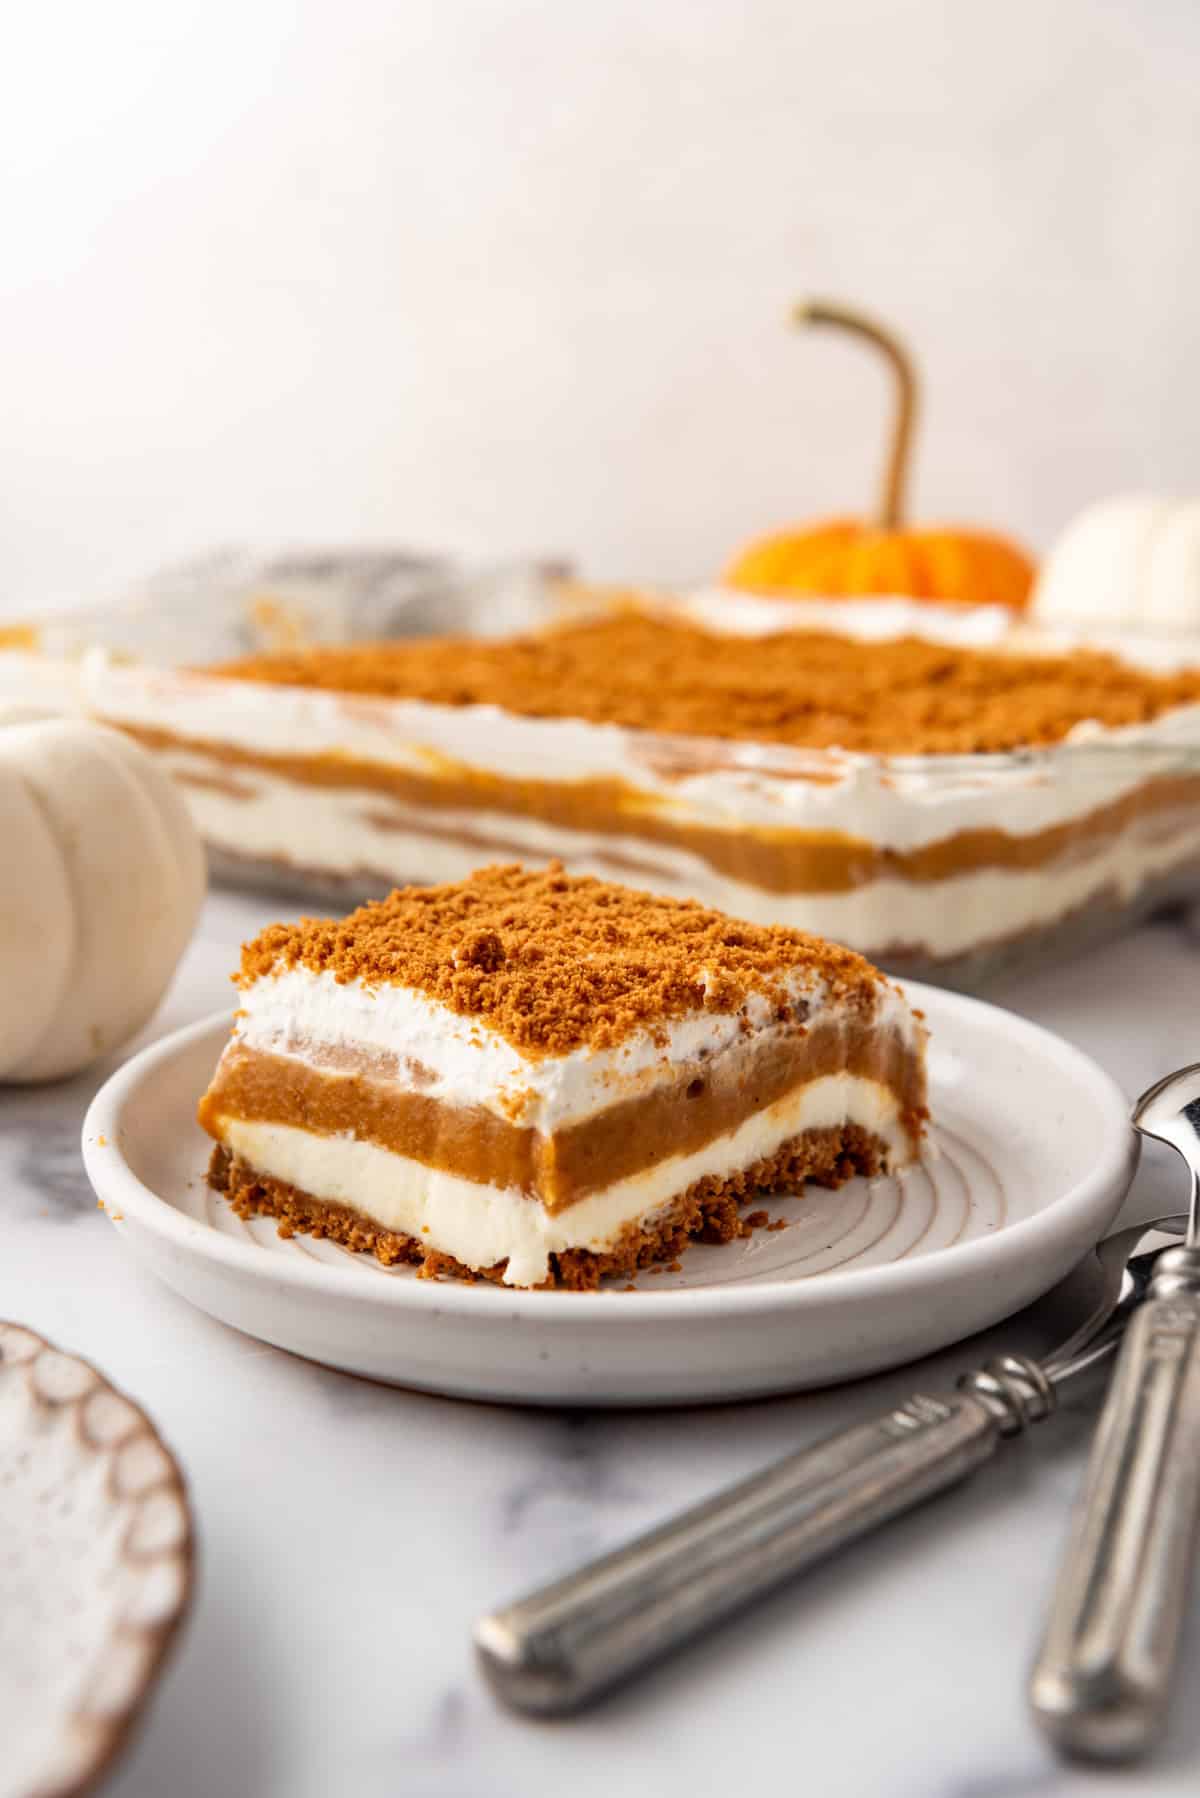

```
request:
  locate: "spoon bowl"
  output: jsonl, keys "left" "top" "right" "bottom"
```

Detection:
{"left": 1131, "top": 1062, "right": 1200, "bottom": 1241}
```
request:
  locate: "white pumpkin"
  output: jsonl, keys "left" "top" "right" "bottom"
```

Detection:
{"left": 1033, "top": 496, "right": 1200, "bottom": 635}
{"left": 0, "top": 715, "right": 205, "bottom": 1082}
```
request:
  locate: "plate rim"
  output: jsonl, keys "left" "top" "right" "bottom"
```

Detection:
{"left": 83, "top": 979, "right": 1138, "bottom": 1323}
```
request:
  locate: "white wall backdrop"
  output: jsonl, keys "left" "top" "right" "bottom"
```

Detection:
{"left": 3, "top": 0, "right": 1199, "bottom": 611}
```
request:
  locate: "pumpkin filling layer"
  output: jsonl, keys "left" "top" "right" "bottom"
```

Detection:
{"left": 197, "top": 865, "right": 928, "bottom": 1286}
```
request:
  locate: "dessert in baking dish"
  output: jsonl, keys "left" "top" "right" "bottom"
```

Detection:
{"left": 93, "top": 612, "right": 1200, "bottom": 978}
{"left": 198, "top": 864, "right": 927, "bottom": 1288}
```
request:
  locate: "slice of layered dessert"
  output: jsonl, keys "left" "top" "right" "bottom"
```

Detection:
{"left": 198, "top": 864, "right": 927, "bottom": 1289}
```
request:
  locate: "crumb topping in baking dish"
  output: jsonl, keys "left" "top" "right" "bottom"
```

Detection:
{"left": 208, "top": 613, "right": 1200, "bottom": 755}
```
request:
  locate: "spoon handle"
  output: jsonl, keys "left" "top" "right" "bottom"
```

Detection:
{"left": 1030, "top": 1246, "right": 1200, "bottom": 1762}
{"left": 475, "top": 1374, "right": 1038, "bottom": 1716}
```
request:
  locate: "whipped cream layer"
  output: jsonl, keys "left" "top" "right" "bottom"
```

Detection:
{"left": 216, "top": 1070, "right": 910, "bottom": 1287}
{"left": 678, "top": 591, "right": 1200, "bottom": 671}
{"left": 234, "top": 961, "right": 916, "bottom": 1133}
{"left": 675, "top": 590, "right": 1022, "bottom": 647}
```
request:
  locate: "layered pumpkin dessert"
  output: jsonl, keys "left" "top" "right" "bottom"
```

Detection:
{"left": 198, "top": 864, "right": 927, "bottom": 1288}
{"left": 91, "top": 611, "right": 1200, "bottom": 978}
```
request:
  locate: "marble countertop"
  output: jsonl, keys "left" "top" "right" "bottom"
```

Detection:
{"left": 5, "top": 890, "right": 1200, "bottom": 1798}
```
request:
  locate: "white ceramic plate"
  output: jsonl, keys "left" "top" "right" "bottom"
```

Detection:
{"left": 83, "top": 984, "right": 1138, "bottom": 1406}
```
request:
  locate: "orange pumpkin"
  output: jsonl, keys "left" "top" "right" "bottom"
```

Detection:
{"left": 725, "top": 301, "right": 1035, "bottom": 610}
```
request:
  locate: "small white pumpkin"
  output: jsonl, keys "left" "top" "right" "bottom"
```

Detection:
{"left": 0, "top": 714, "right": 205, "bottom": 1082}
{"left": 1033, "top": 495, "right": 1200, "bottom": 635}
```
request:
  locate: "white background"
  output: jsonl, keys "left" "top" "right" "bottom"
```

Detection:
{"left": 4, "top": 0, "right": 1199, "bottom": 611}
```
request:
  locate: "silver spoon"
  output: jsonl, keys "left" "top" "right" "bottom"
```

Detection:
{"left": 1031, "top": 1064, "right": 1200, "bottom": 1762}
{"left": 476, "top": 1217, "right": 1181, "bottom": 1717}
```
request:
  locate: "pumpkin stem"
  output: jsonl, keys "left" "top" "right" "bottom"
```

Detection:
{"left": 792, "top": 300, "right": 918, "bottom": 531}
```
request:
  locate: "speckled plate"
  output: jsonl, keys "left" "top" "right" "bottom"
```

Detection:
{"left": 81, "top": 983, "right": 1138, "bottom": 1406}
{"left": 0, "top": 1326, "right": 192, "bottom": 1798}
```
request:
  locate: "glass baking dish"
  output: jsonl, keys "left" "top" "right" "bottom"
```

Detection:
{"left": 79, "top": 652, "right": 1200, "bottom": 992}
{"left": 0, "top": 551, "right": 563, "bottom": 666}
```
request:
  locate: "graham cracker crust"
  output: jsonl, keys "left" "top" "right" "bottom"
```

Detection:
{"left": 208, "top": 1123, "right": 888, "bottom": 1291}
